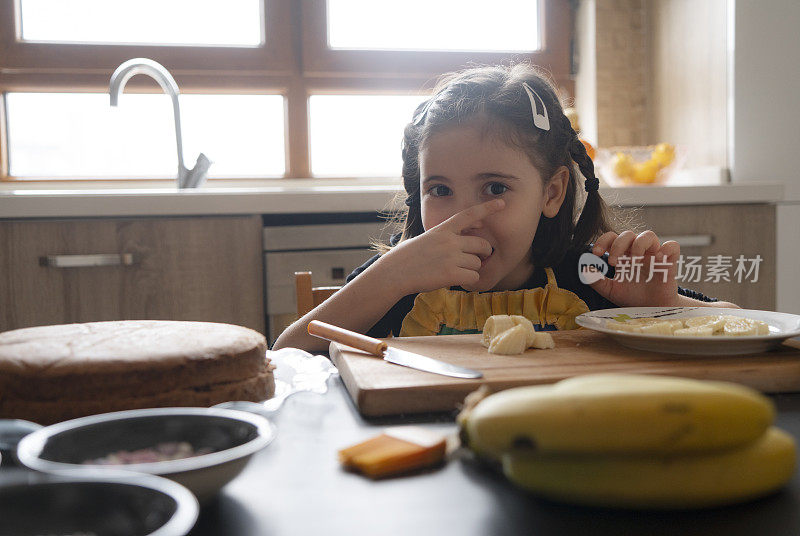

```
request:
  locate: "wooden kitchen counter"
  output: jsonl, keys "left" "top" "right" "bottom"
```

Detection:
{"left": 189, "top": 352, "right": 800, "bottom": 536}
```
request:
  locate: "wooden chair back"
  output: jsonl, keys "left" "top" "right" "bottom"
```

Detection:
{"left": 294, "top": 271, "right": 341, "bottom": 317}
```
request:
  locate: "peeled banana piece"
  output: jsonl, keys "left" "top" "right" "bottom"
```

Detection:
{"left": 605, "top": 318, "right": 684, "bottom": 335}
{"left": 674, "top": 326, "right": 714, "bottom": 336}
{"left": 684, "top": 315, "right": 728, "bottom": 331}
{"left": 460, "top": 373, "right": 775, "bottom": 458}
{"left": 530, "top": 331, "right": 555, "bottom": 349}
{"left": 724, "top": 317, "right": 770, "bottom": 336}
{"left": 487, "top": 324, "right": 529, "bottom": 355}
{"left": 639, "top": 320, "right": 683, "bottom": 335}
{"left": 481, "top": 316, "right": 519, "bottom": 347}
{"left": 481, "top": 315, "right": 554, "bottom": 355}
{"left": 482, "top": 315, "right": 535, "bottom": 347}
{"left": 605, "top": 320, "right": 640, "bottom": 333}
{"left": 501, "top": 427, "right": 796, "bottom": 509}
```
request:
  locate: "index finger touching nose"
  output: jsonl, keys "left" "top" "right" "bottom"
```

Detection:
{"left": 446, "top": 199, "right": 505, "bottom": 231}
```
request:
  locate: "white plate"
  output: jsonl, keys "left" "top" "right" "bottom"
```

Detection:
{"left": 575, "top": 307, "right": 800, "bottom": 355}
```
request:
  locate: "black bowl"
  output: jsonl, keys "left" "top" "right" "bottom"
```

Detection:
{"left": 0, "top": 469, "right": 198, "bottom": 536}
{"left": 16, "top": 407, "right": 275, "bottom": 502}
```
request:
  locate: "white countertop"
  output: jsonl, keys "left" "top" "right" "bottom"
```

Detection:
{"left": 0, "top": 178, "right": 785, "bottom": 219}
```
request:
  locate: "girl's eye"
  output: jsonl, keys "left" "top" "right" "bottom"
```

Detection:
{"left": 428, "top": 184, "right": 452, "bottom": 197}
{"left": 485, "top": 182, "right": 509, "bottom": 196}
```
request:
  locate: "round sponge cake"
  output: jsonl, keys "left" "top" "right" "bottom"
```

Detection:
{"left": 0, "top": 320, "right": 275, "bottom": 424}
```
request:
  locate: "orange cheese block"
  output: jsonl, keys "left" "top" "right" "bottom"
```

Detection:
{"left": 338, "top": 427, "right": 447, "bottom": 478}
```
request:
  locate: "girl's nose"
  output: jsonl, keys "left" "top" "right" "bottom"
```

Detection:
{"left": 461, "top": 204, "right": 485, "bottom": 235}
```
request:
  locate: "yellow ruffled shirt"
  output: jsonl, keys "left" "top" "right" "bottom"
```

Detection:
{"left": 399, "top": 267, "right": 590, "bottom": 336}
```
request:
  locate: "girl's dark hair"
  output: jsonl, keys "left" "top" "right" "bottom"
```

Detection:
{"left": 391, "top": 63, "right": 616, "bottom": 268}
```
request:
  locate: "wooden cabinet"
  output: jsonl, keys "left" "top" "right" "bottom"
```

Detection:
{"left": 0, "top": 216, "right": 265, "bottom": 333}
{"left": 0, "top": 202, "right": 777, "bottom": 336}
{"left": 619, "top": 204, "right": 776, "bottom": 310}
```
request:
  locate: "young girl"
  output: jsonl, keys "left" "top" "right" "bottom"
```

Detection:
{"left": 273, "top": 64, "right": 736, "bottom": 352}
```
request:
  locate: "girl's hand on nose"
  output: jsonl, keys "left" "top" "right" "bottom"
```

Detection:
{"left": 382, "top": 199, "right": 504, "bottom": 295}
{"left": 590, "top": 230, "right": 682, "bottom": 307}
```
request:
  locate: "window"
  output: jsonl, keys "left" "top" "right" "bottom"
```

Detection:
{"left": 7, "top": 93, "right": 285, "bottom": 178}
{"left": 19, "top": 0, "right": 263, "bottom": 46}
{"left": 326, "top": 0, "right": 541, "bottom": 52}
{"left": 0, "top": 0, "right": 572, "bottom": 181}
{"left": 309, "top": 95, "right": 423, "bottom": 177}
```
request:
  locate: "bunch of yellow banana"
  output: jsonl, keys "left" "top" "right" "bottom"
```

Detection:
{"left": 457, "top": 373, "right": 796, "bottom": 509}
{"left": 612, "top": 143, "right": 676, "bottom": 184}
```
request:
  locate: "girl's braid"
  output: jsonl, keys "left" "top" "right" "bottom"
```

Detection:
{"left": 559, "top": 112, "right": 607, "bottom": 246}
{"left": 554, "top": 112, "right": 599, "bottom": 192}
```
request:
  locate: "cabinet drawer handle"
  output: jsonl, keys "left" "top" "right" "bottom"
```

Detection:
{"left": 39, "top": 253, "right": 137, "bottom": 268}
{"left": 660, "top": 235, "right": 713, "bottom": 248}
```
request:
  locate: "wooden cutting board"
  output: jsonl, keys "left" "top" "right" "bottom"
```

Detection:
{"left": 329, "top": 331, "right": 800, "bottom": 417}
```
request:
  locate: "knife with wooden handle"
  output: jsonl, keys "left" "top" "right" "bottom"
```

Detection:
{"left": 308, "top": 320, "right": 483, "bottom": 379}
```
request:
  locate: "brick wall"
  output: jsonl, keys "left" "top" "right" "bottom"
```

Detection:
{"left": 594, "top": 0, "right": 649, "bottom": 147}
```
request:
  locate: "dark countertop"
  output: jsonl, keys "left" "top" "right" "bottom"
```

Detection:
{"left": 190, "top": 362, "right": 800, "bottom": 536}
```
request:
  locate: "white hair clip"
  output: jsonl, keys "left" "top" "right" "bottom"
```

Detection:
{"left": 522, "top": 82, "right": 550, "bottom": 132}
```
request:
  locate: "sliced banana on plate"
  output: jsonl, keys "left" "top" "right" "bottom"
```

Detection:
{"left": 606, "top": 314, "right": 770, "bottom": 337}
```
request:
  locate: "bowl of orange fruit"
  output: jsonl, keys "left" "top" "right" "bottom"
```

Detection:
{"left": 595, "top": 143, "right": 685, "bottom": 186}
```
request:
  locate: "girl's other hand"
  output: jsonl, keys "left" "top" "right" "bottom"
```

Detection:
{"left": 590, "top": 230, "right": 681, "bottom": 307}
{"left": 380, "top": 199, "right": 505, "bottom": 296}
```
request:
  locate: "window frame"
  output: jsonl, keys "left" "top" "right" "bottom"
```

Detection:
{"left": 302, "top": 0, "right": 570, "bottom": 80}
{"left": 0, "top": 0, "right": 573, "bottom": 181}
{"left": 0, "top": 0, "right": 295, "bottom": 87}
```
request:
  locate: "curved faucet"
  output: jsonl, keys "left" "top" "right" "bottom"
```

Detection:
{"left": 109, "top": 58, "right": 211, "bottom": 188}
